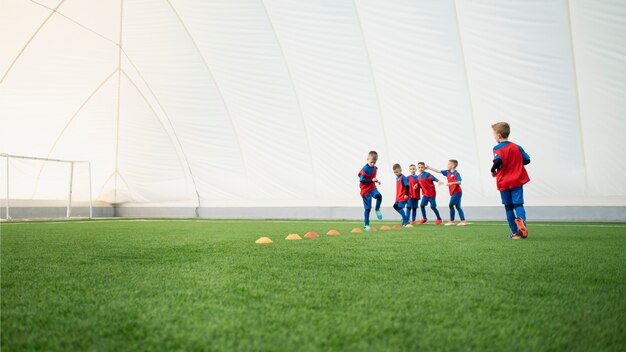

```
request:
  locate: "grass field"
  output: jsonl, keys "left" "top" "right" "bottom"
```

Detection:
{"left": 1, "top": 219, "right": 625, "bottom": 351}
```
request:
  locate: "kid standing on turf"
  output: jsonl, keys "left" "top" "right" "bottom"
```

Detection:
{"left": 407, "top": 164, "right": 421, "bottom": 224}
{"left": 359, "top": 151, "right": 383, "bottom": 231}
{"left": 490, "top": 122, "right": 531, "bottom": 239}
{"left": 416, "top": 162, "right": 444, "bottom": 225}
{"left": 427, "top": 160, "right": 467, "bottom": 226}
{"left": 392, "top": 164, "right": 410, "bottom": 226}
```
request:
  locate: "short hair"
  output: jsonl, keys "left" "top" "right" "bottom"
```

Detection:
{"left": 392, "top": 163, "right": 401, "bottom": 170}
{"left": 409, "top": 164, "right": 416, "bottom": 167}
{"left": 417, "top": 162, "right": 425, "bottom": 166}
{"left": 449, "top": 159, "right": 458, "bottom": 167}
{"left": 368, "top": 151, "right": 378, "bottom": 159}
{"left": 491, "top": 122, "right": 510, "bottom": 139}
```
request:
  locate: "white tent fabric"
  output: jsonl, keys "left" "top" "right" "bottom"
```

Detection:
{"left": 1, "top": 0, "right": 625, "bottom": 209}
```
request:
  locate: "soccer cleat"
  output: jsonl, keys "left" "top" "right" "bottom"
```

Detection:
{"left": 435, "top": 219, "right": 443, "bottom": 225}
{"left": 507, "top": 233, "right": 521, "bottom": 240}
{"left": 411, "top": 221, "right": 418, "bottom": 225}
{"left": 457, "top": 220, "right": 468, "bottom": 226}
{"left": 515, "top": 217, "right": 528, "bottom": 239}
{"left": 375, "top": 209, "right": 383, "bottom": 220}
{"left": 418, "top": 219, "right": 428, "bottom": 224}
{"left": 444, "top": 221, "right": 456, "bottom": 226}
{"left": 364, "top": 226, "right": 371, "bottom": 232}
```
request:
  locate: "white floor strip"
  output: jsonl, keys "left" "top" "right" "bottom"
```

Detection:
{"left": 2, "top": 219, "right": 625, "bottom": 228}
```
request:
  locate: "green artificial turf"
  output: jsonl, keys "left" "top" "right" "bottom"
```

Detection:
{"left": 1, "top": 219, "right": 625, "bottom": 351}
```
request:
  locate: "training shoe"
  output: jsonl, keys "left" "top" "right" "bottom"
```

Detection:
{"left": 515, "top": 218, "right": 528, "bottom": 239}
{"left": 457, "top": 220, "right": 468, "bottom": 226}
{"left": 418, "top": 219, "right": 428, "bottom": 224}
{"left": 507, "top": 233, "right": 521, "bottom": 240}
{"left": 364, "top": 226, "right": 371, "bottom": 232}
{"left": 444, "top": 221, "right": 456, "bottom": 226}
{"left": 411, "top": 221, "right": 418, "bottom": 225}
{"left": 435, "top": 219, "right": 443, "bottom": 225}
{"left": 375, "top": 209, "right": 383, "bottom": 220}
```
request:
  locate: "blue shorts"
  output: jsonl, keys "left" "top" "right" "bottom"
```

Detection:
{"left": 449, "top": 193, "right": 462, "bottom": 207}
{"left": 406, "top": 198, "right": 419, "bottom": 208}
{"left": 362, "top": 188, "right": 382, "bottom": 210}
{"left": 420, "top": 196, "right": 437, "bottom": 207}
{"left": 394, "top": 201, "right": 407, "bottom": 208}
{"left": 500, "top": 186, "right": 524, "bottom": 205}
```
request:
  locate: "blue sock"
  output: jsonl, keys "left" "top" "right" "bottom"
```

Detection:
{"left": 514, "top": 205, "right": 526, "bottom": 223}
{"left": 364, "top": 209, "right": 371, "bottom": 226}
{"left": 449, "top": 205, "right": 455, "bottom": 221}
{"left": 394, "top": 204, "right": 407, "bottom": 224}
{"left": 457, "top": 206, "right": 465, "bottom": 221}
{"left": 432, "top": 207, "right": 441, "bottom": 220}
{"left": 375, "top": 195, "right": 382, "bottom": 211}
{"left": 505, "top": 205, "right": 517, "bottom": 233}
{"left": 420, "top": 205, "right": 427, "bottom": 219}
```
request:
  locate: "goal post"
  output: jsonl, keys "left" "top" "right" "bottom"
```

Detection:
{"left": 1, "top": 153, "right": 92, "bottom": 220}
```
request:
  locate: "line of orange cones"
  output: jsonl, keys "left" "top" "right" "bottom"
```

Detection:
{"left": 255, "top": 224, "right": 414, "bottom": 244}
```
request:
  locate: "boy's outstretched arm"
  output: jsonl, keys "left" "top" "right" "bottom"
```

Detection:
{"left": 426, "top": 165, "right": 442, "bottom": 174}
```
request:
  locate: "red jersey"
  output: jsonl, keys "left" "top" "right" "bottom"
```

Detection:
{"left": 358, "top": 164, "right": 378, "bottom": 197}
{"left": 493, "top": 141, "right": 530, "bottom": 191}
{"left": 417, "top": 172, "right": 438, "bottom": 198}
{"left": 442, "top": 170, "right": 462, "bottom": 195}
{"left": 408, "top": 175, "right": 420, "bottom": 199}
{"left": 395, "top": 174, "right": 409, "bottom": 202}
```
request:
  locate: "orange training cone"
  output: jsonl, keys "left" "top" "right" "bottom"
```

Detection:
{"left": 380, "top": 225, "right": 391, "bottom": 230}
{"left": 393, "top": 224, "right": 401, "bottom": 229}
{"left": 351, "top": 228, "right": 364, "bottom": 233}
{"left": 304, "top": 232, "right": 319, "bottom": 238}
{"left": 326, "top": 230, "right": 340, "bottom": 235}
{"left": 371, "top": 227, "right": 377, "bottom": 231}
{"left": 285, "top": 234, "right": 302, "bottom": 240}
{"left": 255, "top": 237, "right": 273, "bottom": 244}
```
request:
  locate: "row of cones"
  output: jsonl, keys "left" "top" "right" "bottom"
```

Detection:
{"left": 256, "top": 224, "right": 416, "bottom": 244}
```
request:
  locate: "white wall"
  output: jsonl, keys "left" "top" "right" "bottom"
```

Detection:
{"left": 1, "top": 0, "right": 625, "bottom": 209}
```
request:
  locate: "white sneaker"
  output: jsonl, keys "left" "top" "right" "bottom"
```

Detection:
{"left": 444, "top": 221, "right": 456, "bottom": 226}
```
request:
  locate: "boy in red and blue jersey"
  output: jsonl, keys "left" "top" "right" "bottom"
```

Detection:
{"left": 407, "top": 164, "right": 421, "bottom": 224}
{"left": 427, "top": 160, "right": 467, "bottom": 226}
{"left": 415, "top": 162, "right": 444, "bottom": 225}
{"left": 491, "top": 122, "right": 530, "bottom": 239}
{"left": 392, "top": 163, "right": 410, "bottom": 226}
{"left": 359, "top": 151, "right": 383, "bottom": 231}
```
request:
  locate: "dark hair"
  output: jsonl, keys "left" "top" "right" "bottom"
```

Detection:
{"left": 368, "top": 151, "right": 378, "bottom": 158}
{"left": 417, "top": 162, "right": 425, "bottom": 166}
{"left": 449, "top": 159, "right": 458, "bottom": 167}
{"left": 409, "top": 164, "right": 416, "bottom": 167}
{"left": 392, "top": 163, "right": 401, "bottom": 170}
{"left": 491, "top": 122, "right": 510, "bottom": 139}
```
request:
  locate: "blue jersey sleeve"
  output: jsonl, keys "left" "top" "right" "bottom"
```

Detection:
{"left": 517, "top": 145, "right": 530, "bottom": 162}
{"left": 456, "top": 172, "right": 462, "bottom": 181}
{"left": 441, "top": 170, "right": 448, "bottom": 176}
{"left": 402, "top": 176, "right": 409, "bottom": 186}
{"left": 432, "top": 175, "right": 439, "bottom": 183}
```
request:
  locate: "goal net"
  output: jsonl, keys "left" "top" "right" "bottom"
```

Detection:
{"left": 1, "top": 154, "right": 92, "bottom": 220}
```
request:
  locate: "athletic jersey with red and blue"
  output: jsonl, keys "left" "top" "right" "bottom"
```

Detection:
{"left": 417, "top": 172, "right": 439, "bottom": 198}
{"left": 441, "top": 170, "right": 462, "bottom": 195}
{"left": 395, "top": 174, "right": 409, "bottom": 202}
{"left": 358, "top": 164, "right": 378, "bottom": 197}
{"left": 408, "top": 175, "right": 420, "bottom": 199}
{"left": 493, "top": 141, "right": 530, "bottom": 191}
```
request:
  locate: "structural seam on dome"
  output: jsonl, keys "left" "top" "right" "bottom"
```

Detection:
{"left": 352, "top": 0, "right": 391, "bottom": 164}
{"left": 1, "top": 0, "right": 66, "bottom": 84}
{"left": 260, "top": 0, "right": 317, "bottom": 194}
{"left": 452, "top": 0, "right": 485, "bottom": 196}
{"left": 165, "top": 0, "right": 250, "bottom": 194}
{"left": 565, "top": 0, "right": 589, "bottom": 192}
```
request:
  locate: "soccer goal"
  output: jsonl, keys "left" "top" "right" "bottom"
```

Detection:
{"left": 1, "top": 154, "right": 92, "bottom": 220}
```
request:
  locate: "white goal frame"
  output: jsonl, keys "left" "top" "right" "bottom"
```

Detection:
{"left": 2, "top": 153, "right": 92, "bottom": 220}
